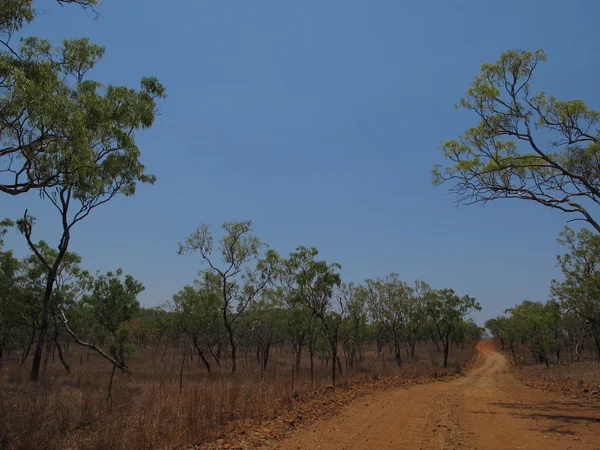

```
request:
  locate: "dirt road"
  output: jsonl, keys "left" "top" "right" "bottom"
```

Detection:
{"left": 270, "top": 341, "right": 600, "bottom": 450}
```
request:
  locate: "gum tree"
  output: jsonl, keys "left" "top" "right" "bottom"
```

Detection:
{"left": 552, "top": 226, "right": 600, "bottom": 359}
{"left": 172, "top": 284, "right": 221, "bottom": 372}
{"left": 282, "top": 246, "right": 342, "bottom": 385}
{"left": 427, "top": 289, "right": 480, "bottom": 368}
{"left": 10, "top": 36, "right": 165, "bottom": 380}
{"left": 177, "top": 221, "right": 280, "bottom": 374}
{"left": 433, "top": 49, "right": 600, "bottom": 232}
{"left": 1, "top": 0, "right": 101, "bottom": 195}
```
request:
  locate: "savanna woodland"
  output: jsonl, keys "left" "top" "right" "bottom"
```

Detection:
{"left": 1, "top": 1, "right": 600, "bottom": 450}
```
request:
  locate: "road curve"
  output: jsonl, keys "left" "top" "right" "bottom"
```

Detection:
{"left": 270, "top": 341, "right": 600, "bottom": 450}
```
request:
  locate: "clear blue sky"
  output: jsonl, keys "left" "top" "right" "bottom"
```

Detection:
{"left": 3, "top": 0, "right": 599, "bottom": 324}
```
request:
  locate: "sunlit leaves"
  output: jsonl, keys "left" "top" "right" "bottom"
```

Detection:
{"left": 433, "top": 48, "right": 600, "bottom": 231}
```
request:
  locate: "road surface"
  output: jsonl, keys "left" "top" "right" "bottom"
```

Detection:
{"left": 270, "top": 341, "right": 600, "bottom": 450}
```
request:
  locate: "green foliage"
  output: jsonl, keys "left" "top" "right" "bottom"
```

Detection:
{"left": 173, "top": 285, "right": 220, "bottom": 335}
{"left": 283, "top": 246, "right": 341, "bottom": 318}
{"left": 427, "top": 289, "right": 480, "bottom": 335}
{"left": 2, "top": 1, "right": 161, "bottom": 197}
{"left": 0, "top": 0, "right": 165, "bottom": 379}
{"left": 504, "top": 300, "right": 562, "bottom": 366}
{"left": 0, "top": 219, "right": 13, "bottom": 247}
{"left": 178, "top": 221, "right": 280, "bottom": 373}
{"left": 1, "top": 36, "right": 163, "bottom": 196}
{"left": 552, "top": 226, "right": 600, "bottom": 326}
{"left": 427, "top": 288, "right": 481, "bottom": 368}
{"left": 453, "top": 318, "right": 482, "bottom": 345}
{"left": 433, "top": 48, "right": 600, "bottom": 232}
{"left": 0, "top": 245, "right": 22, "bottom": 352}
{"left": 82, "top": 269, "right": 143, "bottom": 362}
{"left": 0, "top": 1, "right": 98, "bottom": 36}
{"left": 364, "top": 274, "right": 429, "bottom": 365}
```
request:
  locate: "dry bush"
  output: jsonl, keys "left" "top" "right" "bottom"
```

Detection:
{"left": 0, "top": 341, "right": 475, "bottom": 450}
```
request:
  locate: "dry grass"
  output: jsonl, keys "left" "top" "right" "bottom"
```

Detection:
{"left": 496, "top": 340, "right": 600, "bottom": 402}
{"left": 516, "top": 361, "right": 600, "bottom": 401}
{"left": 0, "top": 342, "right": 475, "bottom": 450}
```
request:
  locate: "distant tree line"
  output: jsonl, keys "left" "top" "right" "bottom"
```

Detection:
{"left": 0, "top": 220, "right": 482, "bottom": 386}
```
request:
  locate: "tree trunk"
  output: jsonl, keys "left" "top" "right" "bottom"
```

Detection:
{"left": 593, "top": 331, "right": 600, "bottom": 361}
{"left": 221, "top": 317, "right": 236, "bottom": 373}
{"left": 56, "top": 340, "right": 70, "bottom": 373}
{"left": 395, "top": 340, "right": 402, "bottom": 367}
{"left": 295, "top": 343, "right": 302, "bottom": 374}
{"left": 192, "top": 337, "right": 211, "bottom": 373}
{"left": 107, "top": 363, "right": 117, "bottom": 399}
{"left": 30, "top": 284, "right": 52, "bottom": 381}
{"left": 442, "top": 338, "right": 450, "bottom": 369}
{"left": 229, "top": 341, "right": 237, "bottom": 374}
{"left": 27, "top": 220, "right": 69, "bottom": 381}
{"left": 21, "top": 328, "right": 36, "bottom": 368}
{"left": 263, "top": 343, "right": 271, "bottom": 371}
{"left": 179, "top": 345, "right": 186, "bottom": 393}
{"left": 309, "top": 344, "right": 315, "bottom": 386}
{"left": 331, "top": 344, "right": 337, "bottom": 386}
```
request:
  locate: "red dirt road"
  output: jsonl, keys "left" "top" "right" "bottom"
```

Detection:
{"left": 270, "top": 341, "right": 600, "bottom": 449}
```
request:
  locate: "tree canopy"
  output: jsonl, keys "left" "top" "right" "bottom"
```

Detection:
{"left": 433, "top": 49, "right": 600, "bottom": 232}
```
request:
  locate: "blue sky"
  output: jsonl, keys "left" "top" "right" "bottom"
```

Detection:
{"left": 2, "top": 0, "right": 599, "bottom": 324}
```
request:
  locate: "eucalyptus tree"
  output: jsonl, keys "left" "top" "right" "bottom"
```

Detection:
{"left": 433, "top": 49, "right": 600, "bottom": 232}
{"left": 407, "top": 280, "right": 432, "bottom": 359}
{"left": 79, "top": 269, "right": 143, "bottom": 369}
{"left": 340, "top": 284, "right": 369, "bottom": 370}
{"left": 0, "top": 231, "right": 20, "bottom": 367}
{"left": 452, "top": 319, "right": 482, "bottom": 347}
{"left": 427, "top": 289, "right": 480, "bottom": 368}
{"left": 17, "top": 242, "right": 88, "bottom": 373}
{"left": 171, "top": 284, "right": 221, "bottom": 372}
{"left": 0, "top": 0, "right": 165, "bottom": 381}
{"left": 282, "top": 246, "right": 342, "bottom": 385}
{"left": 506, "top": 300, "right": 558, "bottom": 368}
{"left": 9, "top": 35, "right": 164, "bottom": 381}
{"left": 285, "top": 302, "right": 313, "bottom": 374}
{"left": 493, "top": 316, "right": 521, "bottom": 364}
{"left": 552, "top": 226, "right": 600, "bottom": 358}
{"left": 130, "top": 307, "right": 174, "bottom": 365}
{"left": 249, "top": 293, "right": 287, "bottom": 372}
{"left": 1, "top": 0, "right": 100, "bottom": 195}
{"left": 178, "top": 221, "right": 280, "bottom": 374}
{"left": 365, "top": 275, "right": 429, "bottom": 366}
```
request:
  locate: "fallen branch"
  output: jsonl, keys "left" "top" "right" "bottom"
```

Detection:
{"left": 58, "top": 309, "right": 129, "bottom": 372}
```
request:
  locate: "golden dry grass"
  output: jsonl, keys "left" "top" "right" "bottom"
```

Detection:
{"left": 0, "top": 343, "right": 475, "bottom": 450}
